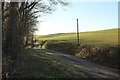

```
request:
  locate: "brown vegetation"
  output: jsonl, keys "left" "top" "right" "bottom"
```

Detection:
{"left": 45, "top": 42, "right": 119, "bottom": 69}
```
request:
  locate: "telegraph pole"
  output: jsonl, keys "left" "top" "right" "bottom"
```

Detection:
{"left": 35, "top": 32, "right": 36, "bottom": 42}
{"left": 77, "top": 18, "right": 80, "bottom": 45}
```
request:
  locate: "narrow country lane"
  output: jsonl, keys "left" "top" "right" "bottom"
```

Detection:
{"left": 42, "top": 49, "right": 119, "bottom": 78}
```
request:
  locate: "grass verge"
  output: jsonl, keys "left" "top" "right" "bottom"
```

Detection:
{"left": 12, "top": 49, "right": 88, "bottom": 78}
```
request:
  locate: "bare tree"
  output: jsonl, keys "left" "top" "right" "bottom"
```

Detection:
{"left": 2, "top": 0, "right": 68, "bottom": 59}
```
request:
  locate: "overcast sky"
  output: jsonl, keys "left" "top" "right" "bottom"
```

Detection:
{"left": 35, "top": 2, "right": 118, "bottom": 35}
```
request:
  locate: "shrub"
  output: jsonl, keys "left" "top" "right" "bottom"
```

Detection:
{"left": 75, "top": 44, "right": 91, "bottom": 58}
{"left": 46, "top": 41, "right": 119, "bottom": 68}
{"left": 46, "top": 42, "right": 77, "bottom": 55}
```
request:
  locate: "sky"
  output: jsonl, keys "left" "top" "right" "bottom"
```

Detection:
{"left": 35, "top": 2, "right": 118, "bottom": 35}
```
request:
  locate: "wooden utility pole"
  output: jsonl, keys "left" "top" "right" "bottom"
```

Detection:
{"left": 77, "top": 18, "right": 80, "bottom": 45}
{"left": 34, "top": 32, "right": 37, "bottom": 42}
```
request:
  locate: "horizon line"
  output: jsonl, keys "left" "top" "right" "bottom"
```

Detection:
{"left": 35, "top": 27, "right": 119, "bottom": 36}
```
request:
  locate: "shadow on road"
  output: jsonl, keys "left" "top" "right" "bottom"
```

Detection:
{"left": 42, "top": 49, "right": 119, "bottom": 78}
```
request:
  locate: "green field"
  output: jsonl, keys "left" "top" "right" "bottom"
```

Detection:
{"left": 36, "top": 28, "right": 119, "bottom": 47}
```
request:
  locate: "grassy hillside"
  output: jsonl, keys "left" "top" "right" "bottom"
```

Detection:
{"left": 36, "top": 28, "right": 119, "bottom": 47}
